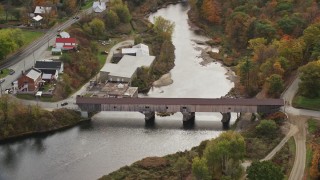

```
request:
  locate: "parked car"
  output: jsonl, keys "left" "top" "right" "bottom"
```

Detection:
{"left": 61, "top": 102, "right": 68, "bottom": 106}
{"left": 9, "top": 69, "right": 15, "bottom": 75}
{"left": 0, "top": 78, "right": 5, "bottom": 83}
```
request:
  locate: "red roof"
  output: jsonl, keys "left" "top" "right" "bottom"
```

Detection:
{"left": 63, "top": 45, "right": 76, "bottom": 49}
{"left": 55, "top": 37, "right": 76, "bottom": 43}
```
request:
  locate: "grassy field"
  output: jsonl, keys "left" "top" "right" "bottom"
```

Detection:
{"left": 81, "top": 0, "right": 94, "bottom": 10}
{"left": 21, "top": 30, "right": 44, "bottom": 46}
{"left": 0, "top": 69, "right": 10, "bottom": 78}
{"left": 97, "top": 39, "right": 120, "bottom": 67}
{"left": 292, "top": 94, "right": 320, "bottom": 111}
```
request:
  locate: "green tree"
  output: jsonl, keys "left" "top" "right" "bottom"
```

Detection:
{"left": 247, "top": 161, "right": 284, "bottom": 180}
{"left": 253, "top": 20, "right": 276, "bottom": 41}
{"left": 153, "top": 16, "right": 175, "bottom": 40}
{"left": 192, "top": 157, "right": 211, "bottom": 180}
{"left": 277, "top": 15, "right": 304, "bottom": 35}
{"left": 174, "top": 157, "right": 189, "bottom": 180}
{"left": 105, "top": 10, "right": 120, "bottom": 29}
{"left": 89, "top": 18, "right": 105, "bottom": 38}
{"left": 256, "top": 120, "right": 277, "bottom": 138}
{"left": 204, "top": 131, "right": 245, "bottom": 179}
{"left": 303, "top": 22, "right": 320, "bottom": 60}
{"left": 298, "top": 60, "right": 320, "bottom": 97}
{"left": 114, "top": 3, "right": 131, "bottom": 23}
{"left": 0, "top": 28, "right": 24, "bottom": 60}
{"left": 238, "top": 57, "right": 253, "bottom": 89}
{"left": 267, "top": 74, "right": 284, "bottom": 97}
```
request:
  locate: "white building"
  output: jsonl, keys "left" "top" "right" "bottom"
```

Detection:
{"left": 100, "top": 55, "right": 155, "bottom": 84}
{"left": 93, "top": 1, "right": 106, "bottom": 13}
{"left": 34, "top": 6, "right": 52, "bottom": 14}
{"left": 122, "top": 43, "right": 150, "bottom": 56}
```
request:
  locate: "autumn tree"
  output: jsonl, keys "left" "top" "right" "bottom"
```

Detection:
{"left": 88, "top": 18, "right": 105, "bottom": 38}
{"left": 153, "top": 16, "right": 175, "bottom": 40}
{"left": 201, "top": 0, "right": 221, "bottom": 24}
{"left": 298, "top": 60, "right": 320, "bottom": 98}
{"left": 174, "top": 157, "right": 189, "bottom": 180}
{"left": 225, "top": 12, "right": 255, "bottom": 48}
{"left": 63, "top": 0, "right": 78, "bottom": 15}
{"left": 114, "top": 1, "right": 131, "bottom": 23}
{"left": 302, "top": 22, "right": 320, "bottom": 61}
{"left": 247, "top": 161, "right": 284, "bottom": 180}
{"left": 192, "top": 157, "right": 211, "bottom": 180}
{"left": 105, "top": 10, "right": 120, "bottom": 29}
{"left": 276, "top": 38, "right": 305, "bottom": 69}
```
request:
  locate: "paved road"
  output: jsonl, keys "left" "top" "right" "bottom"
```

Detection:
{"left": 281, "top": 77, "right": 320, "bottom": 180}
{"left": 0, "top": 5, "right": 97, "bottom": 92}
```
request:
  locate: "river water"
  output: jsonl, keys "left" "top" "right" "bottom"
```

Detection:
{"left": 0, "top": 4, "right": 234, "bottom": 180}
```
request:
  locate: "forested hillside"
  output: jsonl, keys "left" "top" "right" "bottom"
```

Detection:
{"left": 188, "top": 0, "right": 320, "bottom": 97}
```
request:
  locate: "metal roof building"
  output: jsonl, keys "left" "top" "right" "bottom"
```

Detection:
{"left": 100, "top": 55, "right": 155, "bottom": 84}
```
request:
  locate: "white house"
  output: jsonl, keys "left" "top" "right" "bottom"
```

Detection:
{"left": 93, "top": 1, "right": 106, "bottom": 13}
{"left": 34, "top": 6, "right": 52, "bottom": 14}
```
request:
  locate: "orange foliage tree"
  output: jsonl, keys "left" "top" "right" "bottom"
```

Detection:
{"left": 201, "top": 0, "right": 221, "bottom": 24}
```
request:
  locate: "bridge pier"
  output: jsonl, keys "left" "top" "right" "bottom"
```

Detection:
{"left": 81, "top": 111, "right": 89, "bottom": 118}
{"left": 182, "top": 112, "right": 195, "bottom": 128}
{"left": 143, "top": 111, "right": 155, "bottom": 126}
{"left": 221, "top": 112, "right": 231, "bottom": 129}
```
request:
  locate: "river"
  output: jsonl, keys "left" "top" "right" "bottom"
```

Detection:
{"left": 0, "top": 3, "right": 234, "bottom": 180}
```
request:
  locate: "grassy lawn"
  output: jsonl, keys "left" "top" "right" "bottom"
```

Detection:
{"left": 97, "top": 39, "right": 120, "bottom": 67}
{"left": 308, "top": 118, "right": 318, "bottom": 134}
{"left": 81, "top": 0, "right": 94, "bottom": 10}
{"left": 292, "top": 94, "right": 320, "bottom": 111}
{"left": 0, "top": 69, "right": 10, "bottom": 78}
{"left": 22, "top": 30, "right": 44, "bottom": 46}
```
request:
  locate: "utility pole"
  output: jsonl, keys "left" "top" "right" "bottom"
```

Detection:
{"left": 33, "top": 51, "right": 35, "bottom": 65}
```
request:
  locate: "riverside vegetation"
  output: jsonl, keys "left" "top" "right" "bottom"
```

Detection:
{"left": 101, "top": 112, "right": 292, "bottom": 179}
{"left": 0, "top": 95, "right": 82, "bottom": 141}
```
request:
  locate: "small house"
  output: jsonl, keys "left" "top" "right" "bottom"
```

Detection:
{"left": 93, "top": 1, "right": 106, "bottom": 13}
{"left": 18, "top": 68, "right": 43, "bottom": 92}
{"left": 35, "top": 60, "right": 63, "bottom": 80}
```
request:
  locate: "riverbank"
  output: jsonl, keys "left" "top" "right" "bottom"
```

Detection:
{"left": 101, "top": 112, "right": 288, "bottom": 179}
{"left": 0, "top": 96, "right": 85, "bottom": 142}
{"left": 0, "top": 117, "right": 90, "bottom": 144}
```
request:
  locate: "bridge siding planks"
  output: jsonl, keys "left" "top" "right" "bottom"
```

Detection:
{"left": 77, "top": 97, "right": 282, "bottom": 113}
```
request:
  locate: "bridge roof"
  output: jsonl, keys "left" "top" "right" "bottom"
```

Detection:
{"left": 76, "top": 97, "right": 284, "bottom": 106}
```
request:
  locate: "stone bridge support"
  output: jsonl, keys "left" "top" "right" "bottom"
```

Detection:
{"left": 182, "top": 112, "right": 195, "bottom": 128}
{"left": 143, "top": 111, "right": 155, "bottom": 126}
{"left": 81, "top": 111, "right": 89, "bottom": 118}
{"left": 221, "top": 112, "right": 231, "bottom": 129}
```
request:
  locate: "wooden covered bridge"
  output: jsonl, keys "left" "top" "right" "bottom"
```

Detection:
{"left": 76, "top": 97, "right": 284, "bottom": 128}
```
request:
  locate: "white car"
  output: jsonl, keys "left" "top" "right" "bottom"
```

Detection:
{"left": 0, "top": 78, "right": 5, "bottom": 83}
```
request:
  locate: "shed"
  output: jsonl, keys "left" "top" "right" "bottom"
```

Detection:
{"left": 52, "top": 48, "right": 62, "bottom": 55}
